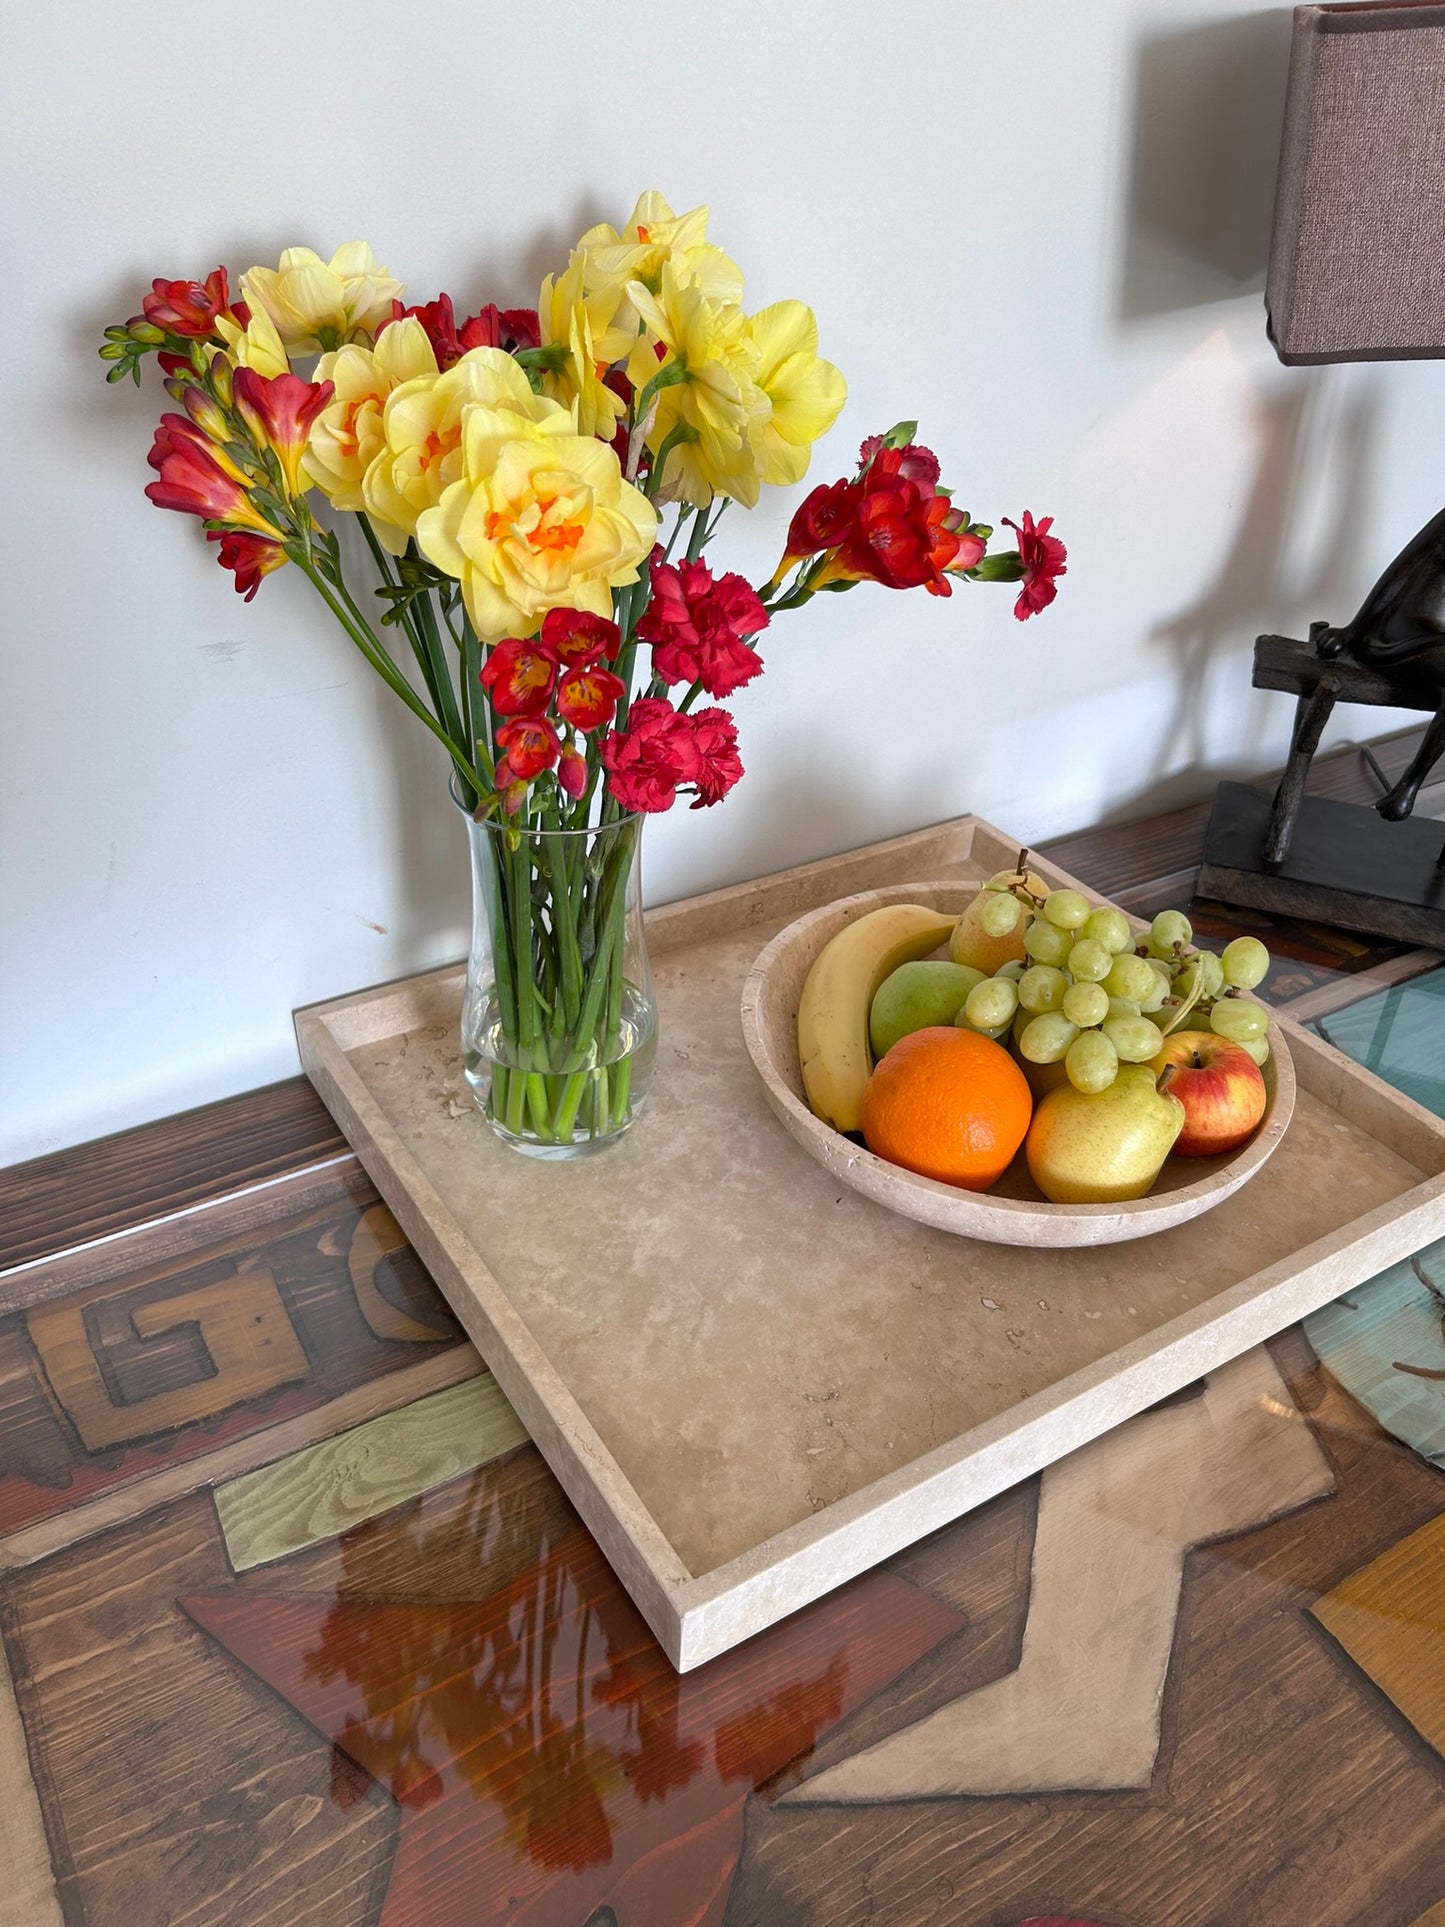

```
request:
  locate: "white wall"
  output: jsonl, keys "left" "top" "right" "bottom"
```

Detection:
{"left": 2, "top": 0, "right": 1438, "bottom": 1165}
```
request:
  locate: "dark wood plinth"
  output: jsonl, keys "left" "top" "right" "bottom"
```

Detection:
{"left": 1199, "top": 781, "right": 1445, "bottom": 947}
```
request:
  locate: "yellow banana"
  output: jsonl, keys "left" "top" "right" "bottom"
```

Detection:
{"left": 798, "top": 904, "right": 957, "bottom": 1132}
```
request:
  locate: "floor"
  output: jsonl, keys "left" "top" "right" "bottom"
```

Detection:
{"left": 1, "top": 827, "right": 1443, "bottom": 1922}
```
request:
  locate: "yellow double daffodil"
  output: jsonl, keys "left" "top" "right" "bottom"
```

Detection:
{"left": 304, "top": 318, "right": 439, "bottom": 518}
{"left": 241, "top": 243, "right": 403, "bottom": 356}
{"left": 416, "top": 399, "right": 657, "bottom": 642}
{"left": 535, "top": 258, "right": 628, "bottom": 442}
{"left": 576, "top": 192, "right": 742, "bottom": 336}
{"left": 362, "top": 347, "right": 570, "bottom": 556}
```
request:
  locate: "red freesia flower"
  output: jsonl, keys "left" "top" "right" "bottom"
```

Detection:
{"left": 142, "top": 268, "right": 240, "bottom": 339}
{"left": 556, "top": 665, "right": 626, "bottom": 732}
{"left": 557, "top": 745, "right": 588, "bottom": 798}
{"left": 637, "top": 557, "right": 766, "bottom": 698}
{"left": 686, "top": 707, "right": 744, "bottom": 808}
{"left": 379, "top": 295, "right": 541, "bottom": 367}
{"left": 231, "top": 368, "right": 333, "bottom": 498}
{"left": 206, "top": 529, "right": 287, "bottom": 601}
{"left": 538, "top": 608, "right": 619, "bottom": 669}
{"left": 1004, "top": 511, "right": 1067, "bottom": 621}
{"left": 600, "top": 698, "right": 701, "bottom": 814}
{"left": 494, "top": 715, "right": 561, "bottom": 781}
{"left": 783, "top": 477, "right": 863, "bottom": 565}
{"left": 824, "top": 446, "right": 969, "bottom": 596}
{"left": 144, "top": 416, "right": 257, "bottom": 524}
{"left": 479, "top": 638, "right": 556, "bottom": 716}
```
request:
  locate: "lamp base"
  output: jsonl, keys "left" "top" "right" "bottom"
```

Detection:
{"left": 1198, "top": 781, "right": 1445, "bottom": 948}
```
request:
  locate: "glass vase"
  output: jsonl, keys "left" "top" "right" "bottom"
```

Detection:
{"left": 459, "top": 804, "right": 657, "bottom": 1159}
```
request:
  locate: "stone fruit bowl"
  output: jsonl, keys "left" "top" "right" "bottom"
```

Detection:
{"left": 740, "top": 881, "right": 1296, "bottom": 1248}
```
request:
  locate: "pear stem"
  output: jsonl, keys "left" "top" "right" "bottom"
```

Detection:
{"left": 1156, "top": 1062, "right": 1180, "bottom": 1096}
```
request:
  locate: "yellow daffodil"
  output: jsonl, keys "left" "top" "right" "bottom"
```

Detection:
{"left": 746, "top": 301, "right": 846, "bottom": 487}
{"left": 416, "top": 408, "right": 657, "bottom": 642}
{"left": 214, "top": 303, "right": 291, "bottom": 380}
{"left": 240, "top": 243, "right": 403, "bottom": 356}
{"left": 576, "top": 192, "right": 743, "bottom": 332}
{"left": 628, "top": 262, "right": 768, "bottom": 507}
{"left": 362, "top": 347, "right": 570, "bottom": 555}
{"left": 536, "top": 258, "right": 628, "bottom": 442}
{"left": 304, "top": 318, "right": 439, "bottom": 521}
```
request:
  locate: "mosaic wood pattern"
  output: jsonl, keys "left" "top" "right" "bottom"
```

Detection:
{"left": 185, "top": 1530, "right": 961, "bottom": 1925}
{"left": 1304, "top": 1240, "right": 1445, "bottom": 1475}
{"left": 1311, "top": 1511, "right": 1445, "bottom": 1762}
{"left": 214, "top": 1374, "right": 528, "bottom": 1571}
{"left": 788, "top": 1347, "right": 1333, "bottom": 1802}
{"left": 0, "top": 1185, "right": 462, "bottom": 1535}
{"left": 0, "top": 1644, "right": 60, "bottom": 1925}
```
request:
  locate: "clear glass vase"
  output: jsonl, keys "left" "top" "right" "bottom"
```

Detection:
{"left": 459, "top": 804, "right": 657, "bottom": 1159}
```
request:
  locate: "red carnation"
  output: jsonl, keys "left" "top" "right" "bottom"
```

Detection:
{"left": 539, "top": 608, "right": 619, "bottom": 669}
{"left": 1004, "top": 512, "right": 1067, "bottom": 621}
{"left": 600, "top": 698, "right": 700, "bottom": 814}
{"left": 556, "top": 665, "right": 626, "bottom": 733}
{"left": 494, "top": 715, "right": 561, "bottom": 781}
{"left": 142, "top": 269, "right": 239, "bottom": 339}
{"left": 206, "top": 529, "right": 287, "bottom": 601}
{"left": 858, "top": 435, "right": 941, "bottom": 490}
{"left": 478, "top": 638, "right": 556, "bottom": 716}
{"left": 686, "top": 707, "right": 744, "bottom": 808}
{"left": 637, "top": 557, "right": 766, "bottom": 698}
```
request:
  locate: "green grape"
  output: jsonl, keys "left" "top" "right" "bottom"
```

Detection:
{"left": 1019, "top": 1013, "right": 1080, "bottom": 1064}
{"left": 965, "top": 978, "right": 1019, "bottom": 1030}
{"left": 1103, "top": 1012, "right": 1166, "bottom": 1063}
{"left": 1150, "top": 909, "right": 1193, "bottom": 953}
{"left": 1107, "top": 995, "right": 1142, "bottom": 1020}
{"left": 1197, "top": 951, "right": 1225, "bottom": 998}
{"left": 1221, "top": 936, "right": 1270, "bottom": 990}
{"left": 1062, "top": 980, "right": 1109, "bottom": 1028}
{"left": 1066, "top": 938, "right": 1112, "bottom": 983}
{"left": 955, "top": 1011, "right": 1011, "bottom": 1041}
{"left": 1066, "top": 1028, "right": 1120, "bottom": 1093}
{"left": 1138, "top": 971, "right": 1170, "bottom": 1014}
{"left": 1083, "top": 906, "right": 1133, "bottom": 955}
{"left": 1018, "top": 965, "right": 1068, "bottom": 1014}
{"left": 1209, "top": 996, "right": 1269, "bottom": 1044}
{"left": 1023, "top": 918, "right": 1073, "bottom": 966}
{"left": 1237, "top": 1035, "right": 1270, "bottom": 1066}
{"left": 1042, "top": 888, "right": 1091, "bottom": 931}
{"left": 994, "top": 958, "right": 1026, "bottom": 982}
{"left": 1103, "top": 952, "right": 1157, "bottom": 1003}
{"left": 980, "top": 891, "right": 1023, "bottom": 938}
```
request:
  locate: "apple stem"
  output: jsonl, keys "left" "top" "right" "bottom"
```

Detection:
{"left": 1157, "top": 1062, "right": 1180, "bottom": 1096}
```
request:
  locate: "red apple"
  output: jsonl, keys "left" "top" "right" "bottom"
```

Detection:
{"left": 1150, "top": 1029, "right": 1266, "bottom": 1156}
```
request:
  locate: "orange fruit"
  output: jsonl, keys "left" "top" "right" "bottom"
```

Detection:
{"left": 860, "top": 1026, "right": 1032, "bottom": 1191}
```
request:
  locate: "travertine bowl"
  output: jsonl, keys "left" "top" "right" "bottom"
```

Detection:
{"left": 740, "top": 881, "right": 1295, "bottom": 1248}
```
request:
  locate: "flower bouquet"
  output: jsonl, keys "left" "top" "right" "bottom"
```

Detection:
{"left": 102, "top": 194, "right": 1064, "bottom": 1158}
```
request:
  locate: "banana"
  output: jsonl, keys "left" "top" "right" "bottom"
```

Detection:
{"left": 798, "top": 904, "right": 957, "bottom": 1132}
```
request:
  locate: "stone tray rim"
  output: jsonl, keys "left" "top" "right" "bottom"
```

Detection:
{"left": 295, "top": 812, "right": 1445, "bottom": 1671}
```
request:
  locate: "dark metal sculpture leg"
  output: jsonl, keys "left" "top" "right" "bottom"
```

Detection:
{"left": 1263, "top": 675, "right": 1339, "bottom": 865}
{"left": 1376, "top": 698, "right": 1445, "bottom": 820}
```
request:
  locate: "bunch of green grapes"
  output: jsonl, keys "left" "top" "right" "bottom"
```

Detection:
{"left": 954, "top": 887, "right": 1274, "bottom": 1094}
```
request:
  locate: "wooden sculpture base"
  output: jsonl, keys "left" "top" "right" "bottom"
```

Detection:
{"left": 1199, "top": 781, "right": 1445, "bottom": 947}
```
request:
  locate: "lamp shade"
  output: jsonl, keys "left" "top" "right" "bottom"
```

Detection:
{"left": 1268, "top": 1, "right": 1445, "bottom": 363}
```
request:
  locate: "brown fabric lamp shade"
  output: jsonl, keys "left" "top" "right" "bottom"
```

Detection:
{"left": 1268, "top": 0, "right": 1445, "bottom": 362}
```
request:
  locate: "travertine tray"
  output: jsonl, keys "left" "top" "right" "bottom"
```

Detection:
{"left": 296, "top": 814, "right": 1445, "bottom": 1669}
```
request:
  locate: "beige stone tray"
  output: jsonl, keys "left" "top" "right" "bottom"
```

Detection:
{"left": 295, "top": 814, "right": 1445, "bottom": 1670}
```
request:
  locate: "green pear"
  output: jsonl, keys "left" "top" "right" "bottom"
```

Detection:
{"left": 869, "top": 961, "right": 986, "bottom": 1060}
{"left": 1026, "top": 1064, "right": 1185, "bottom": 1203}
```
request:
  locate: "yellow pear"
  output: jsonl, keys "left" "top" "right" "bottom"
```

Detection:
{"left": 1026, "top": 1064, "right": 1185, "bottom": 1204}
{"left": 950, "top": 870, "right": 1048, "bottom": 974}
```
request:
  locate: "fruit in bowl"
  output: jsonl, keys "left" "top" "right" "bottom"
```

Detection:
{"left": 791, "top": 855, "right": 1280, "bottom": 1208}
{"left": 1150, "top": 1030, "right": 1267, "bottom": 1157}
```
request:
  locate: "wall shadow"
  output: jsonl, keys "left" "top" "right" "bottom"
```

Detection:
{"left": 1118, "top": 10, "right": 1294, "bottom": 325}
